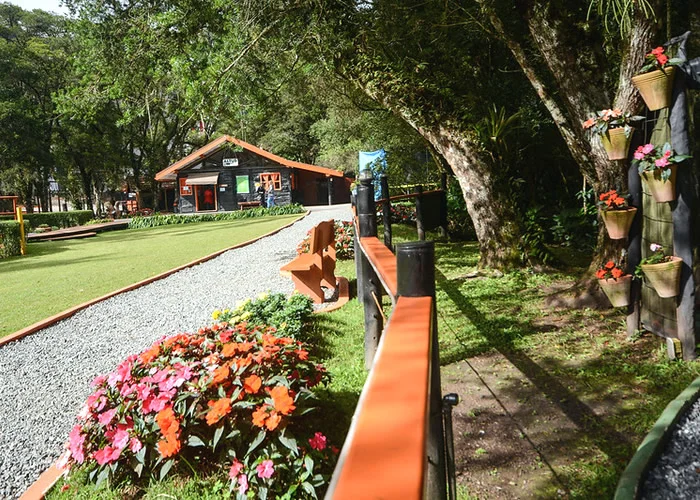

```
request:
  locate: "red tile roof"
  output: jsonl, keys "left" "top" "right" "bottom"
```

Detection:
{"left": 155, "top": 135, "right": 344, "bottom": 181}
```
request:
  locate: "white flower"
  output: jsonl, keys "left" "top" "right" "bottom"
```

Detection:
{"left": 650, "top": 243, "right": 663, "bottom": 252}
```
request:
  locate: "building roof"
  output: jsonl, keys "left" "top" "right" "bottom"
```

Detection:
{"left": 155, "top": 135, "right": 344, "bottom": 182}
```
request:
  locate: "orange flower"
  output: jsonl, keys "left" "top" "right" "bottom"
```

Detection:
{"left": 139, "top": 344, "right": 161, "bottom": 364}
{"left": 237, "top": 341, "right": 254, "bottom": 352}
{"left": 611, "top": 268, "right": 624, "bottom": 279}
{"left": 261, "top": 333, "right": 278, "bottom": 347}
{"left": 206, "top": 398, "right": 232, "bottom": 426}
{"left": 211, "top": 364, "right": 230, "bottom": 386}
{"left": 596, "top": 269, "right": 607, "bottom": 279}
{"left": 265, "top": 411, "right": 281, "bottom": 431}
{"left": 269, "top": 385, "right": 295, "bottom": 415}
{"left": 252, "top": 405, "right": 270, "bottom": 427}
{"left": 221, "top": 342, "right": 237, "bottom": 358}
{"left": 243, "top": 375, "right": 262, "bottom": 394}
{"left": 294, "top": 349, "right": 309, "bottom": 361}
{"left": 604, "top": 261, "right": 615, "bottom": 270}
{"left": 157, "top": 434, "right": 181, "bottom": 458}
{"left": 156, "top": 407, "right": 180, "bottom": 437}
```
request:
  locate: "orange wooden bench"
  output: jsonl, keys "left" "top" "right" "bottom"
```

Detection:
{"left": 280, "top": 219, "right": 337, "bottom": 303}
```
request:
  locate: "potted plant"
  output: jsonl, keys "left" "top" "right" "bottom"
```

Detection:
{"left": 598, "top": 190, "right": 637, "bottom": 240}
{"left": 632, "top": 142, "right": 690, "bottom": 202}
{"left": 582, "top": 109, "right": 642, "bottom": 160}
{"left": 631, "top": 46, "right": 681, "bottom": 110}
{"left": 596, "top": 261, "right": 632, "bottom": 307}
{"left": 636, "top": 243, "right": 683, "bottom": 298}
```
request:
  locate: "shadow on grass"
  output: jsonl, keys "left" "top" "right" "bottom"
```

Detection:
{"left": 435, "top": 268, "right": 632, "bottom": 466}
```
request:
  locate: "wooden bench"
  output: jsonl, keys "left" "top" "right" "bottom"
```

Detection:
{"left": 280, "top": 220, "right": 337, "bottom": 303}
{"left": 238, "top": 201, "right": 261, "bottom": 210}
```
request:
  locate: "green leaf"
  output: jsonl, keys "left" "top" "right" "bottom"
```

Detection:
{"left": 246, "top": 429, "right": 267, "bottom": 457}
{"left": 95, "top": 467, "right": 109, "bottom": 486}
{"left": 159, "top": 459, "right": 174, "bottom": 480}
{"left": 279, "top": 430, "right": 298, "bottom": 455}
{"left": 135, "top": 446, "right": 147, "bottom": 464}
{"left": 304, "top": 454, "right": 314, "bottom": 472}
{"left": 213, "top": 425, "right": 225, "bottom": 451}
{"left": 259, "top": 486, "right": 268, "bottom": 500}
{"left": 301, "top": 481, "right": 318, "bottom": 499}
{"left": 134, "top": 462, "right": 144, "bottom": 478}
{"left": 188, "top": 435, "right": 206, "bottom": 447}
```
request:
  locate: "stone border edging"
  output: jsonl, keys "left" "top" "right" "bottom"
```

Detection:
{"left": 15, "top": 212, "right": 309, "bottom": 500}
{"left": 614, "top": 375, "right": 700, "bottom": 500}
{"left": 0, "top": 212, "right": 308, "bottom": 349}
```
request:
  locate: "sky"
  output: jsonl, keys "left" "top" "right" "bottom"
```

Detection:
{"left": 4, "top": 0, "right": 69, "bottom": 15}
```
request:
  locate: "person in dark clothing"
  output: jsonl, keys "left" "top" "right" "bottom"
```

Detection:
{"left": 255, "top": 182, "right": 265, "bottom": 207}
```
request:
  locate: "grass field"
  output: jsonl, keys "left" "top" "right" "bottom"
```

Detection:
{"left": 0, "top": 214, "right": 303, "bottom": 337}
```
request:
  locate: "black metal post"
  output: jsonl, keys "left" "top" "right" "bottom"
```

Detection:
{"left": 440, "top": 173, "right": 448, "bottom": 238}
{"left": 415, "top": 184, "right": 425, "bottom": 241}
{"left": 380, "top": 174, "right": 392, "bottom": 250}
{"left": 626, "top": 151, "right": 642, "bottom": 339}
{"left": 442, "top": 393, "right": 459, "bottom": 500}
{"left": 396, "top": 241, "right": 446, "bottom": 500}
{"left": 328, "top": 177, "right": 334, "bottom": 206}
{"left": 357, "top": 176, "right": 383, "bottom": 369}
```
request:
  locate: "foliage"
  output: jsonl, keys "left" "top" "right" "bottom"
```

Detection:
{"left": 587, "top": 0, "right": 655, "bottom": 36}
{"left": 595, "top": 260, "right": 627, "bottom": 280}
{"left": 0, "top": 220, "right": 21, "bottom": 259}
{"left": 638, "top": 46, "right": 682, "bottom": 75}
{"left": 520, "top": 208, "right": 553, "bottom": 265}
{"left": 635, "top": 243, "right": 675, "bottom": 278}
{"left": 59, "top": 317, "right": 336, "bottom": 497}
{"left": 551, "top": 208, "right": 597, "bottom": 250}
{"left": 582, "top": 109, "right": 642, "bottom": 136}
{"left": 214, "top": 293, "right": 314, "bottom": 341}
{"left": 296, "top": 221, "right": 354, "bottom": 260}
{"left": 22, "top": 210, "right": 94, "bottom": 231}
{"left": 633, "top": 143, "right": 690, "bottom": 181}
{"left": 597, "top": 190, "right": 630, "bottom": 211}
{"left": 376, "top": 203, "right": 417, "bottom": 226}
{"left": 128, "top": 205, "right": 305, "bottom": 230}
{"left": 444, "top": 180, "right": 475, "bottom": 240}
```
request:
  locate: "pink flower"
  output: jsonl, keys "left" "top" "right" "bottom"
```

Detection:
{"left": 135, "top": 383, "right": 152, "bottom": 401}
{"left": 309, "top": 432, "right": 327, "bottom": 451}
{"left": 229, "top": 459, "right": 243, "bottom": 479}
{"left": 256, "top": 459, "right": 274, "bottom": 479}
{"left": 238, "top": 474, "right": 249, "bottom": 494}
{"left": 90, "top": 374, "right": 107, "bottom": 388}
{"left": 56, "top": 450, "right": 71, "bottom": 470}
{"left": 642, "top": 143, "right": 655, "bottom": 155}
{"left": 655, "top": 157, "right": 670, "bottom": 168}
{"left": 141, "top": 389, "right": 175, "bottom": 414}
{"left": 68, "top": 425, "right": 86, "bottom": 464}
{"left": 110, "top": 428, "right": 130, "bottom": 450}
{"left": 634, "top": 150, "right": 645, "bottom": 160}
{"left": 93, "top": 445, "right": 121, "bottom": 465}
{"left": 129, "top": 437, "right": 143, "bottom": 453}
{"left": 86, "top": 389, "right": 106, "bottom": 411}
{"left": 97, "top": 407, "right": 118, "bottom": 426}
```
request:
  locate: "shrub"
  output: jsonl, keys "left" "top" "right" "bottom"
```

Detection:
{"left": 376, "top": 202, "right": 416, "bottom": 225}
{"left": 296, "top": 221, "right": 354, "bottom": 260}
{"left": 59, "top": 320, "right": 336, "bottom": 497}
{"left": 215, "top": 293, "right": 314, "bottom": 341}
{"left": 0, "top": 221, "right": 21, "bottom": 259}
{"left": 22, "top": 210, "right": 93, "bottom": 231}
{"left": 128, "top": 204, "right": 306, "bottom": 230}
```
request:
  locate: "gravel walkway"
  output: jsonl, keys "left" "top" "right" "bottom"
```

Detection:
{"left": 0, "top": 205, "right": 351, "bottom": 498}
{"left": 642, "top": 395, "right": 700, "bottom": 499}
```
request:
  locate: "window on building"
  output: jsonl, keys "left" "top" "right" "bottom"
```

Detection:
{"left": 179, "top": 178, "right": 192, "bottom": 196}
{"left": 260, "top": 172, "right": 281, "bottom": 190}
{"left": 236, "top": 175, "right": 250, "bottom": 194}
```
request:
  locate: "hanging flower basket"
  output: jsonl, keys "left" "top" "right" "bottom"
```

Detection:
{"left": 641, "top": 164, "right": 677, "bottom": 202}
{"left": 600, "top": 127, "right": 633, "bottom": 160}
{"left": 632, "top": 67, "right": 676, "bottom": 111}
{"left": 641, "top": 256, "right": 682, "bottom": 298}
{"left": 601, "top": 207, "right": 637, "bottom": 239}
{"left": 598, "top": 275, "right": 632, "bottom": 307}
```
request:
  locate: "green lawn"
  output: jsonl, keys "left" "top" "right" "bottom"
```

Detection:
{"left": 0, "top": 214, "right": 303, "bottom": 337}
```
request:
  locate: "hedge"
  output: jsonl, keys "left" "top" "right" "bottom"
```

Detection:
{"left": 128, "top": 204, "right": 306, "bottom": 229}
{"left": 21, "top": 210, "right": 94, "bottom": 231}
{"left": 0, "top": 221, "right": 22, "bottom": 259}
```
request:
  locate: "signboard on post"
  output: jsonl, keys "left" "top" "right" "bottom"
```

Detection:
{"left": 223, "top": 158, "right": 239, "bottom": 167}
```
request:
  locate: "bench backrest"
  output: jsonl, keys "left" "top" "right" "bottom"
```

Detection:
{"left": 309, "top": 219, "right": 335, "bottom": 255}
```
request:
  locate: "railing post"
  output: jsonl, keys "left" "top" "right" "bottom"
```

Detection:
{"left": 356, "top": 175, "right": 383, "bottom": 369}
{"left": 328, "top": 176, "right": 334, "bottom": 205}
{"left": 380, "top": 174, "right": 392, "bottom": 250}
{"left": 396, "top": 241, "right": 446, "bottom": 500}
{"left": 16, "top": 206, "right": 26, "bottom": 256}
{"left": 414, "top": 185, "right": 425, "bottom": 241}
{"left": 440, "top": 173, "right": 448, "bottom": 238}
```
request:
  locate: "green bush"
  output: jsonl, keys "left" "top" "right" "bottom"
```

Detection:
{"left": 0, "top": 221, "right": 22, "bottom": 259}
{"left": 128, "top": 204, "right": 306, "bottom": 230}
{"left": 22, "top": 210, "right": 94, "bottom": 231}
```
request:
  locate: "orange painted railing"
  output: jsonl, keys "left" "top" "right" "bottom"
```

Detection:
{"left": 327, "top": 296, "right": 434, "bottom": 499}
{"left": 357, "top": 236, "right": 398, "bottom": 299}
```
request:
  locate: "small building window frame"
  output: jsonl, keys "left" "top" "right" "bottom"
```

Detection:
{"left": 179, "top": 178, "right": 192, "bottom": 196}
{"left": 260, "top": 172, "right": 281, "bottom": 190}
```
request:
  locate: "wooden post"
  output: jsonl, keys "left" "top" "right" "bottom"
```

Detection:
{"left": 380, "top": 174, "right": 392, "bottom": 250}
{"left": 439, "top": 173, "right": 448, "bottom": 238}
{"left": 356, "top": 176, "right": 383, "bottom": 369}
{"left": 396, "top": 241, "right": 446, "bottom": 500}
{"left": 415, "top": 184, "right": 425, "bottom": 241}
{"left": 16, "top": 206, "right": 26, "bottom": 256}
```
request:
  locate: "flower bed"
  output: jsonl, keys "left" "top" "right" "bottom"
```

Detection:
{"left": 296, "top": 220, "right": 354, "bottom": 259}
{"left": 376, "top": 202, "right": 416, "bottom": 225}
{"left": 58, "top": 293, "right": 337, "bottom": 497}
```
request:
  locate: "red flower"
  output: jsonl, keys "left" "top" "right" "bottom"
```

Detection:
{"left": 604, "top": 261, "right": 615, "bottom": 270}
{"left": 596, "top": 269, "right": 607, "bottom": 279}
{"left": 611, "top": 268, "right": 624, "bottom": 279}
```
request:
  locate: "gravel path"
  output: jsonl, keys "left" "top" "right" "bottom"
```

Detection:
{"left": 642, "top": 395, "right": 700, "bottom": 499}
{"left": 0, "top": 205, "right": 351, "bottom": 498}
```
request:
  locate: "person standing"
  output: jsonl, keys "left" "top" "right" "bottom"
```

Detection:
{"left": 203, "top": 187, "right": 214, "bottom": 210}
{"left": 255, "top": 182, "right": 265, "bottom": 207}
{"left": 266, "top": 183, "right": 276, "bottom": 208}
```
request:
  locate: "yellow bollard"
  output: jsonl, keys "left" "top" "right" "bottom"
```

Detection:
{"left": 16, "top": 206, "right": 26, "bottom": 256}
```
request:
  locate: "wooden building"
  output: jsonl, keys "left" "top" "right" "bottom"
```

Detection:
{"left": 155, "top": 135, "right": 350, "bottom": 213}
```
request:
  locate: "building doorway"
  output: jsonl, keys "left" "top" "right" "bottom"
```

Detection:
{"left": 195, "top": 184, "right": 217, "bottom": 211}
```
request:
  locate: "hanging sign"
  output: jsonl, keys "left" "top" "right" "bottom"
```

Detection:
{"left": 223, "top": 158, "right": 239, "bottom": 167}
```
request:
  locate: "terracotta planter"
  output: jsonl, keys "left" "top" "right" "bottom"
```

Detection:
{"left": 641, "top": 256, "right": 683, "bottom": 298}
{"left": 641, "top": 164, "right": 677, "bottom": 202}
{"left": 601, "top": 128, "right": 632, "bottom": 160}
{"left": 598, "top": 275, "right": 632, "bottom": 307}
{"left": 631, "top": 67, "right": 676, "bottom": 111}
{"left": 600, "top": 207, "right": 637, "bottom": 240}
